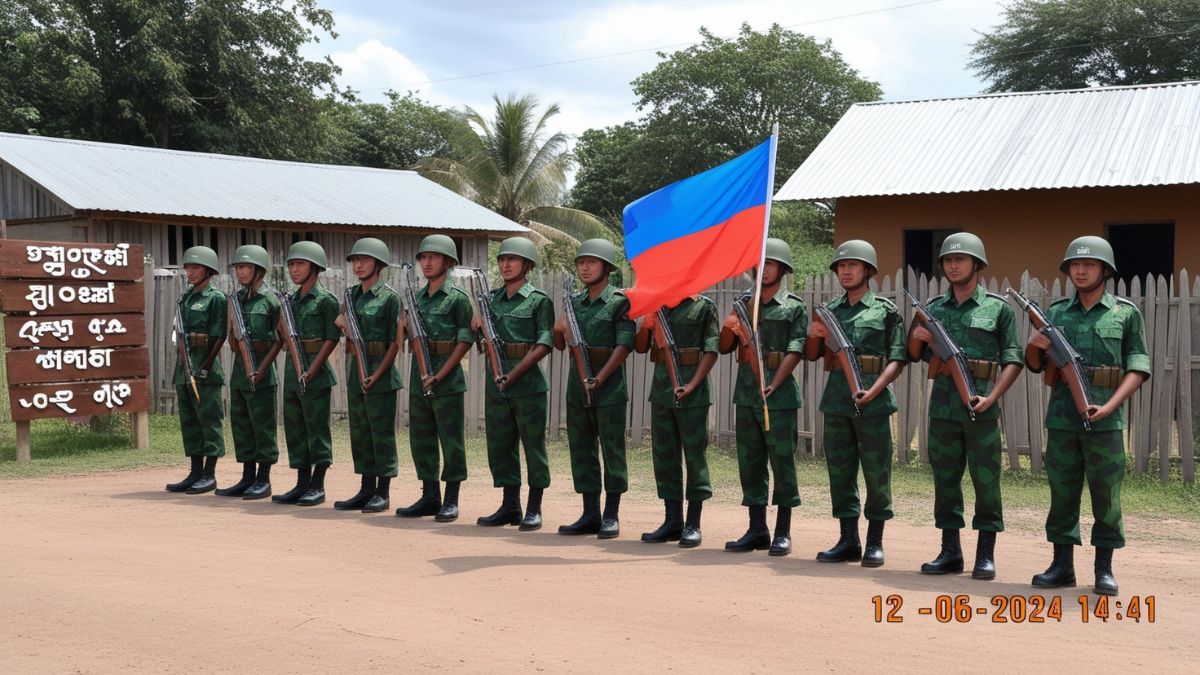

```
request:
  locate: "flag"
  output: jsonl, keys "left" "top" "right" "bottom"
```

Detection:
{"left": 621, "top": 134, "right": 776, "bottom": 318}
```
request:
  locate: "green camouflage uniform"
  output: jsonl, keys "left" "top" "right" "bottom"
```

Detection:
{"left": 174, "top": 284, "right": 227, "bottom": 457}
{"left": 564, "top": 282, "right": 636, "bottom": 494}
{"left": 818, "top": 290, "right": 907, "bottom": 521}
{"left": 733, "top": 291, "right": 808, "bottom": 508}
{"left": 408, "top": 276, "right": 474, "bottom": 483}
{"left": 1030, "top": 291, "right": 1150, "bottom": 549}
{"left": 921, "top": 285, "right": 1023, "bottom": 532}
{"left": 648, "top": 297, "right": 718, "bottom": 502}
{"left": 346, "top": 282, "right": 402, "bottom": 478}
{"left": 484, "top": 282, "right": 555, "bottom": 489}
{"left": 229, "top": 288, "right": 280, "bottom": 464}
{"left": 282, "top": 283, "right": 339, "bottom": 469}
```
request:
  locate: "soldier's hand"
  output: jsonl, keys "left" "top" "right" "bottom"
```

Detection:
{"left": 639, "top": 313, "right": 658, "bottom": 334}
{"left": 585, "top": 377, "right": 600, "bottom": 392}
{"left": 494, "top": 374, "right": 508, "bottom": 391}
{"left": 911, "top": 326, "right": 933, "bottom": 344}
{"left": 762, "top": 384, "right": 775, "bottom": 399}
{"left": 334, "top": 314, "right": 346, "bottom": 332}
{"left": 554, "top": 314, "right": 568, "bottom": 334}
{"left": 721, "top": 311, "right": 740, "bottom": 332}
{"left": 471, "top": 315, "right": 483, "bottom": 332}
{"left": 421, "top": 374, "right": 438, "bottom": 390}
{"left": 361, "top": 374, "right": 376, "bottom": 392}
{"left": 674, "top": 384, "right": 692, "bottom": 401}
{"left": 970, "top": 395, "right": 995, "bottom": 414}
{"left": 853, "top": 387, "right": 878, "bottom": 406}
{"left": 808, "top": 321, "right": 828, "bottom": 339}
{"left": 1028, "top": 332, "right": 1052, "bottom": 351}
{"left": 1086, "top": 403, "right": 1112, "bottom": 422}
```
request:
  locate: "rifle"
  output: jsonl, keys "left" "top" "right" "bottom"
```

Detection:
{"left": 401, "top": 263, "right": 435, "bottom": 397}
{"left": 732, "top": 289, "right": 769, "bottom": 415}
{"left": 903, "top": 289, "right": 978, "bottom": 421}
{"left": 655, "top": 307, "right": 684, "bottom": 407}
{"left": 1006, "top": 287, "right": 1095, "bottom": 431}
{"left": 342, "top": 285, "right": 370, "bottom": 387}
{"left": 174, "top": 297, "right": 200, "bottom": 401}
{"left": 812, "top": 304, "right": 866, "bottom": 416}
{"left": 227, "top": 284, "right": 259, "bottom": 391}
{"left": 276, "top": 287, "right": 309, "bottom": 397}
{"left": 462, "top": 267, "right": 508, "bottom": 398}
{"left": 562, "top": 278, "right": 597, "bottom": 407}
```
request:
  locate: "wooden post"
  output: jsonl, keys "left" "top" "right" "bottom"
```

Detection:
{"left": 132, "top": 411, "right": 150, "bottom": 449}
{"left": 15, "top": 420, "right": 31, "bottom": 461}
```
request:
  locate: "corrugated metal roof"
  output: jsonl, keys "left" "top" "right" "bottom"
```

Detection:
{"left": 0, "top": 132, "right": 527, "bottom": 233}
{"left": 775, "top": 80, "right": 1200, "bottom": 201}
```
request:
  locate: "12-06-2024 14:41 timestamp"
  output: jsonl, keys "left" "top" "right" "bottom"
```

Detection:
{"left": 871, "top": 594, "right": 1156, "bottom": 623}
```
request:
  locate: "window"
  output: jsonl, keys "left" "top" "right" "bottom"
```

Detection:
{"left": 903, "top": 228, "right": 962, "bottom": 278}
{"left": 1106, "top": 222, "right": 1174, "bottom": 286}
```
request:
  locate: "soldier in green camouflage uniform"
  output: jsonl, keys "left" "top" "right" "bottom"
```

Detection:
{"left": 166, "top": 246, "right": 227, "bottom": 495}
{"left": 807, "top": 240, "right": 907, "bottom": 568}
{"left": 475, "top": 237, "right": 555, "bottom": 530}
{"left": 907, "top": 233, "right": 1024, "bottom": 580}
{"left": 719, "top": 238, "right": 808, "bottom": 556}
{"left": 553, "top": 239, "right": 635, "bottom": 539}
{"left": 335, "top": 237, "right": 402, "bottom": 514}
{"left": 272, "top": 241, "right": 340, "bottom": 507}
{"left": 634, "top": 294, "right": 719, "bottom": 548}
{"left": 395, "top": 235, "right": 475, "bottom": 523}
{"left": 1028, "top": 236, "right": 1150, "bottom": 596}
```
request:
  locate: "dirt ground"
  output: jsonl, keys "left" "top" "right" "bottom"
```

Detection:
{"left": 2, "top": 467, "right": 1197, "bottom": 673}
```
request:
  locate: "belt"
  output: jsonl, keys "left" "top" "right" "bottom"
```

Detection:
{"left": 365, "top": 341, "right": 390, "bottom": 356}
{"left": 251, "top": 339, "right": 274, "bottom": 353}
{"left": 430, "top": 340, "right": 458, "bottom": 356}
{"left": 301, "top": 338, "right": 323, "bottom": 355}
{"left": 650, "top": 346, "right": 701, "bottom": 366}
{"left": 857, "top": 354, "right": 883, "bottom": 374}
{"left": 1085, "top": 365, "right": 1122, "bottom": 388}
{"left": 187, "top": 333, "right": 208, "bottom": 348}
{"left": 738, "top": 350, "right": 788, "bottom": 369}
{"left": 934, "top": 358, "right": 998, "bottom": 381}
{"left": 586, "top": 347, "right": 613, "bottom": 370}
{"left": 504, "top": 343, "right": 533, "bottom": 359}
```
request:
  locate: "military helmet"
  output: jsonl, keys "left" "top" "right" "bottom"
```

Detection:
{"left": 764, "top": 237, "right": 794, "bottom": 274}
{"left": 497, "top": 236, "right": 539, "bottom": 268}
{"left": 1060, "top": 235, "right": 1117, "bottom": 274}
{"left": 182, "top": 245, "right": 220, "bottom": 273}
{"left": 829, "top": 239, "right": 878, "bottom": 273}
{"left": 417, "top": 234, "right": 459, "bottom": 264}
{"left": 939, "top": 232, "right": 988, "bottom": 269}
{"left": 230, "top": 244, "right": 270, "bottom": 271}
{"left": 286, "top": 240, "right": 328, "bottom": 270}
{"left": 346, "top": 237, "right": 391, "bottom": 266}
{"left": 575, "top": 238, "right": 617, "bottom": 267}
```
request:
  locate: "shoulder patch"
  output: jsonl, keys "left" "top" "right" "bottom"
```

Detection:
{"left": 1114, "top": 296, "right": 1142, "bottom": 315}
{"left": 1049, "top": 297, "right": 1070, "bottom": 306}
{"left": 874, "top": 295, "right": 897, "bottom": 309}
{"left": 528, "top": 287, "right": 549, "bottom": 298}
{"left": 448, "top": 285, "right": 469, "bottom": 298}
{"left": 985, "top": 291, "right": 1007, "bottom": 302}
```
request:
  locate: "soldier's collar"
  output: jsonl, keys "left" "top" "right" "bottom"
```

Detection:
{"left": 842, "top": 289, "right": 874, "bottom": 307}
{"left": 582, "top": 281, "right": 615, "bottom": 304}
{"left": 359, "top": 279, "right": 384, "bottom": 296}
{"left": 422, "top": 275, "right": 453, "bottom": 298}
{"left": 1068, "top": 290, "right": 1114, "bottom": 310}
{"left": 502, "top": 281, "right": 533, "bottom": 299}
{"left": 945, "top": 284, "right": 985, "bottom": 307}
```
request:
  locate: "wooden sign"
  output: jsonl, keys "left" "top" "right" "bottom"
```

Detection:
{"left": 5, "top": 347, "right": 150, "bottom": 386}
{"left": 8, "top": 380, "right": 150, "bottom": 422}
{"left": 4, "top": 314, "right": 147, "bottom": 349}
{"left": 0, "top": 279, "right": 144, "bottom": 315}
{"left": 0, "top": 240, "right": 143, "bottom": 281}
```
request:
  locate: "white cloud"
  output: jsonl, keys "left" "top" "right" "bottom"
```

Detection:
{"left": 329, "top": 38, "right": 437, "bottom": 98}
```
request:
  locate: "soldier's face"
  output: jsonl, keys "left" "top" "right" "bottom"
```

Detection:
{"left": 417, "top": 252, "right": 448, "bottom": 279}
{"left": 183, "top": 264, "right": 208, "bottom": 286}
{"left": 234, "top": 263, "right": 256, "bottom": 286}
{"left": 1068, "top": 259, "right": 1104, "bottom": 290}
{"left": 288, "top": 260, "right": 313, "bottom": 285}
{"left": 575, "top": 256, "right": 606, "bottom": 285}
{"left": 837, "top": 260, "right": 868, "bottom": 289}
{"left": 761, "top": 260, "right": 782, "bottom": 287}
{"left": 941, "top": 254, "right": 976, "bottom": 284}
{"left": 498, "top": 255, "right": 527, "bottom": 282}
{"left": 349, "top": 255, "right": 377, "bottom": 280}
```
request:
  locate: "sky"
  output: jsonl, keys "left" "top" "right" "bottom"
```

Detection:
{"left": 301, "top": 0, "right": 1008, "bottom": 137}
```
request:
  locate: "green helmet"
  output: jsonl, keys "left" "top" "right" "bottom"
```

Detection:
{"left": 182, "top": 245, "right": 219, "bottom": 273}
{"left": 497, "top": 236, "right": 539, "bottom": 268}
{"left": 764, "top": 237, "right": 793, "bottom": 274}
{"left": 939, "top": 232, "right": 988, "bottom": 269}
{"left": 346, "top": 237, "right": 391, "bottom": 266}
{"left": 1060, "top": 236, "right": 1117, "bottom": 274}
{"left": 575, "top": 238, "right": 617, "bottom": 267}
{"left": 417, "top": 234, "right": 459, "bottom": 264}
{"left": 286, "top": 240, "right": 328, "bottom": 270}
{"left": 230, "top": 244, "right": 270, "bottom": 271}
{"left": 829, "top": 239, "right": 878, "bottom": 273}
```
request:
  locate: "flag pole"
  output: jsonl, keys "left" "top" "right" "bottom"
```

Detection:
{"left": 750, "top": 122, "right": 779, "bottom": 431}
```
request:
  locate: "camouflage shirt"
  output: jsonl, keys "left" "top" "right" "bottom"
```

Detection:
{"left": 732, "top": 290, "right": 808, "bottom": 410}
{"left": 346, "top": 281, "right": 402, "bottom": 394}
{"left": 648, "top": 296, "right": 719, "bottom": 409}
{"left": 565, "top": 282, "right": 636, "bottom": 407}
{"left": 818, "top": 290, "right": 907, "bottom": 417}
{"left": 410, "top": 275, "right": 475, "bottom": 396}
{"left": 485, "top": 281, "right": 555, "bottom": 398}
{"left": 283, "top": 282, "right": 340, "bottom": 392}
{"left": 229, "top": 287, "right": 280, "bottom": 391}
{"left": 174, "top": 283, "right": 227, "bottom": 386}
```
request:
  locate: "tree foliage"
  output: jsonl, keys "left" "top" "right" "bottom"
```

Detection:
{"left": 970, "top": 0, "right": 1200, "bottom": 92}
{"left": 320, "top": 90, "right": 459, "bottom": 169}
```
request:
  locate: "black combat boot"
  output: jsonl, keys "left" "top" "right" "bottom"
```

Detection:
{"left": 297, "top": 464, "right": 327, "bottom": 506}
{"left": 679, "top": 501, "right": 703, "bottom": 548}
{"left": 243, "top": 463, "right": 272, "bottom": 500}
{"left": 435, "top": 482, "right": 460, "bottom": 522}
{"left": 769, "top": 507, "right": 792, "bottom": 557}
{"left": 1031, "top": 543, "right": 1076, "bottom": 588}
{"left": 1093, "top": 547, "right": 1118, "bottom": 596}
{"left": 215, "top": 461, "right": 255, "bottom": 497}
{"left": 642, "top": 500, "right": 684, "bottom": 543}
{"left": 862, "top": 519, "right": 886, "bottom": 567}
{"left": 166, "top": 456, "right": 203, "bottom": 492}
{"left": 921, "top": 529, "right": 964, "bottom": 575}
{"left": 558, "top": 491, "right": 601, "bottom": 535}
{"left": 972, "top": 531, "right": 997, "bottom": 580}
{"left": 725, "top": 505, "right": 770, "bottom": 552}
{"left": 477, "top": 486, "right": 522, "bottom": 526}
{"left": 816, "top": 517, "right": 862, "bottom": 562}
{"left": 598, "top": 492, "right": 621, "bottom": 539}
{"left": 334, "top": 474, "right": 374, "bottom": 510}
{"left": 519, "top": 487, "right": 544, "bottom": 531}
{"left": 272, "top": 466, "right": 311, "bottom": 504}
{"left": 363, "top": 477, "right": 390, "bottom": 512}
{"left": 186, "top": 456, "right": 219, "bottom": 494}
{"left": 395, "top": 480, "right": 442, "bottom": 517}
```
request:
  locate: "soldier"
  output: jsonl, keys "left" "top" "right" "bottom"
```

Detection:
{"left": 1027, "top": 236, "right": 1149, "bottom": 596}
{"left": 553, "top": 239, "right": 634, "bottom": 538}
{"left": 272, "top": 241, "right": 340, "bottom": 507}
{"left": 718, "top": 238, "right": 807, "bottom": 555}
{"left": 166, "top": 246, "right": 227, "bottom": 494}
{"left": 907, "top": 233, "right": 1023, "bottom": 579}
{"left": 335, "top": 237, "right": 402, "bottom": 513}
{"left": 394, "top": 235, "right": 475, "bottom": 522}
{"left": 474, "top": 237, "right": 555, "bottom": 530}
{"left": 634, "top": 294, "right": 719, "bottom": 547}
{"left": 806, "top": 240, "right": 907, "bottom": 567}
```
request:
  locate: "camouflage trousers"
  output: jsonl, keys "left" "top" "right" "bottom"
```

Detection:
{"left": 928, "top": 417, "right": 1004, "bottom": 532}
{"left": 283, "top": 386, "right": 333, "bottom": 469}
{"left": 565, "top": 401, "right": 628, "bottom": 494}
{"left": 485, "top": 393, "right": 549, "bottom": 489}
{"left": 230, "top": 386, "right": 278, "bottom": 464}
{"left": 650, "top": 403, "right": 712, "bottom": 502}
{"left": 177, "top": 383, "right": 225, "bottom": 458}
{"left": 823, "top": 413, "right": 893, "bottom": 521}
{"left": 347, "top": 388, "right": 399, "bottom": 478}
{"left": 409, "top": 392, "right": 467, "bottom": 483}
{"left": 1045, "top": 429, "right": 1126, "bottom": 548}
{"left": 736, "top": 406, "right": 800, "bottom": 508}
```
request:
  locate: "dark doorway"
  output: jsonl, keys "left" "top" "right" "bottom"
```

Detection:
{"left": 1107, "top": 222, "right": 1174, "bottom": 286}
{"left": 903, "top": 228, "right": 961, "bottom": 279}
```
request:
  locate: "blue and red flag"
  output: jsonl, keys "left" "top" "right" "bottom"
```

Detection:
{"left": 621, "top": 134, "right": 777, "bottom": 318}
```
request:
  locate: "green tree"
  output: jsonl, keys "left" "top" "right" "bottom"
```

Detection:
{"left": 321, "top": 91, "right": 458, "bottom": 169}
{"left": 970, "top": 0, "right": 1200, "bottom": 92}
